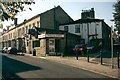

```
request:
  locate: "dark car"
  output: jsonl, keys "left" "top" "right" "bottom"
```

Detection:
{"left": 2, "top": 47, "right": 8, "bottom": 53}
{"left": 9, "top": 47, "right": 18, "bottom": 54}
{"left": 73, "top": 44, "right": 87, "bottom": 55}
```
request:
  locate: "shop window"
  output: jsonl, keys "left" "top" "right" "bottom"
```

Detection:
{"left": 49, "top": 39, "right": 55, "bottom": 53}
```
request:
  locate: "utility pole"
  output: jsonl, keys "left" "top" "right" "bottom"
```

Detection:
{"left": 111, "top": 25, "right": 114, "bottom": 68}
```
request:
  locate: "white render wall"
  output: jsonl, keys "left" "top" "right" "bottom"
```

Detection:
{"left": 59, "top": 21, "right": 102, "bottom": 44}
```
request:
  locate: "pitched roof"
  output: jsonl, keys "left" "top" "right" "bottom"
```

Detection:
{"left": 60, "top": 18, "right": 104, "bottom": 25}
{"left": 16, "top": 6, "right": 73, "bottom": 28}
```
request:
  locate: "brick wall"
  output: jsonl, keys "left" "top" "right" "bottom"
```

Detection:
{"left": 36, "top": 39, "right": 46, "bottom": 57}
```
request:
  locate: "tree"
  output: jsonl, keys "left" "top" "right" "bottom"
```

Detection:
{"left": 0, "top": 23, "right": 3, "bottom": 29}
{"left": 0, "top": 0, "right": 35, "bottom": 21}
{"left": 113, "top": 1, "right": 120, "bottom": 34}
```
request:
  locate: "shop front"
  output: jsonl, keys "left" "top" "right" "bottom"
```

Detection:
{"left": 38, "top": 34, "right": 64, "bottom": 56}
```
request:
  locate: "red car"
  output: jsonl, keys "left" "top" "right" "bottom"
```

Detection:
{"left": 73, "top": 44, "right": 87, "bottom": 55}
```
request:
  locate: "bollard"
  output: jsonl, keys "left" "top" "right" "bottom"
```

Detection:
{"left": 87, "top": 50, "right": 89, "bottom": 62}
{"left": 76, "top": 52, "right": 78, "bottom": 60}
{"left": 100, "top": 51, "right": 103, "bottom": 65}
{"left": 117, "top": 52, "right": 120, "bottom": 68}
{"left": 33, "top": 49, "right": 36, "bottom": 56}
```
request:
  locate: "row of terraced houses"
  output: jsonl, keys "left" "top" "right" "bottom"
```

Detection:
{"left": 0, "top": 6, "right": 111, "bottom": 56}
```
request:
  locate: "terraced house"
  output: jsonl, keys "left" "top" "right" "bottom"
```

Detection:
{"left": 1, "top": 7, "right": 111, "bottom": 56}
{"left": 2, "top": 6, "right": 81, "bottom": 56}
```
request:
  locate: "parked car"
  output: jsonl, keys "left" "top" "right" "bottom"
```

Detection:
{"left": 73, "top": 44, "right": 87, "bottom": 55}
{"left": 7, "top": 47, "right": 12, "bottom": 54}
{"left": 9, "top": 47, "right": 18, "bottom": 54}
{"left": 2, "top": 47, "right": 8, "bottom": 53}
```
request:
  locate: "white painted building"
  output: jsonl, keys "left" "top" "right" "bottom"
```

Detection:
{"left": 59, "top": 19, "right": 111, "bottom": 51}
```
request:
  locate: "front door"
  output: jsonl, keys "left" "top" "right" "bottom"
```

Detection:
{"left": 49, "top": 39, "right": 55, "bottom": 55}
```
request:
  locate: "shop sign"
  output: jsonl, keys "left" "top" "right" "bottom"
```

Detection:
{"left": 45, "top": 34, "right": 64, "bottom": 38}
{"left": 38, "top": 34, "right": 64, "bottom": 38}
{"left": 38, "top": 34, "right": 46, "bottom": 38}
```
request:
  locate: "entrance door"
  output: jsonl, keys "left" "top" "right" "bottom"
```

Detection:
{"left": 49, "top": 39, "right": 55, "bottom": 55}
{"left": 55, "top": 39, "right": 60, "bottom": 52}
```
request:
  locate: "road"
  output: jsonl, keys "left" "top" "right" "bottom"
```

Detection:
{"left": 1, "top": 53, "right": 112, "bottom": 79}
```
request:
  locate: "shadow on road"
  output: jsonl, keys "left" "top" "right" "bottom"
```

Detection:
{"left": 2, "top": 55, "right": 41, "bottom": 79}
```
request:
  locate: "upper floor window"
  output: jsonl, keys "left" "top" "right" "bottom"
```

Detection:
{"left": 37, "top": 21, "right": 40, "bottom": 27}
{"left": 64, "top": 26, "right": 68, "bottom": 31}
{"left": 26, "top": 26, "right": 28, "bottom": 34}
{"left": 13, "top": 32, "right": 15, "bottom": 38}
{"left": 33, "top": 23, "right": 35, "bottom": 27}
{"left": 29, "top": 24, "right": 31, "bottom": 29}
{"left": 9, "top": 34, "right": 10, "bottom": 39}
{"left": 11, "top": 33, "right": 12, "bottom": 39}
{"left": 75, "top": 24, "right": 80, "bottom": 33}
{"left": 18, "top": 28, "right": 21, "bottom": 37}
{"left": 22, "top": 27, "right": 25, "bottom": 35}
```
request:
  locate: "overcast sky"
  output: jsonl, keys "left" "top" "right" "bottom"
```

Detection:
{"left": 2, "top": 0, "right": 116, "bottom": 28}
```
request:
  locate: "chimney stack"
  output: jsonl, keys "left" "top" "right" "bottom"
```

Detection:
{"left": 81, "top": 8, "right": 95, "bottom": 19}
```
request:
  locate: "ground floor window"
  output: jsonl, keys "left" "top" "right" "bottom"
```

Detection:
{"left": 33, "top": 40, "right": 40, "bottom": 48}
{"left": 49, "top": 39, "right": 55, "bottom": 53}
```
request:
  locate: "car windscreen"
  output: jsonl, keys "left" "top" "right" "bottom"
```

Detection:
{"left": 75, "top": 45, "right": 82, "bottom": 48}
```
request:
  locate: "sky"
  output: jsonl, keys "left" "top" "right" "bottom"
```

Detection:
{"left": 1, "top": 0, "right": 116, "bottom": 30}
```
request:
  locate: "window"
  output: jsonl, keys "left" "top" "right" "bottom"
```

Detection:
{"left": 29, "top": 25, "right": 31, "bottom": 29}
{"left": 11, "top": 33, "right": 12, "bottom": 39}
{"left": 33, "top": 40, "right": 40, "bottom": 48}
{"left": 33, "top": 23, "right": 35, "bottom": 27}
{"left": 37, "top": 21, "right": 40, "bottom": 27}
{"left": 26, "top": 26, "right": 28, "bottom": 34}
{"left": 22, "top": 27, "right": 25, "bottom": 35}
{"left": 75, "top": 25, "right": 80, "bottom": 33}
{"left": 9, "top": 34, "right": 10, "bottom": 39}
{"left": 64, "top": 26, "right": 68, "bottom": 31}
{"left": 18, "top": 29, "right": 21, "bottom": 37}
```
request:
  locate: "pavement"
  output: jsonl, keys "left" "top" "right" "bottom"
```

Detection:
{"left": 22, "top": 53, "right": 120, "bottom": 79}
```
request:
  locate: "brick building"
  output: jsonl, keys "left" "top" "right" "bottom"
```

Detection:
{"left": 1, "top": 6, "right": 81, "bottom": 56}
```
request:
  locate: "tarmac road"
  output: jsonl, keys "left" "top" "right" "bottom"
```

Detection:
{"left": 1, "top": 53, "right": 112, "bottom": 79}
